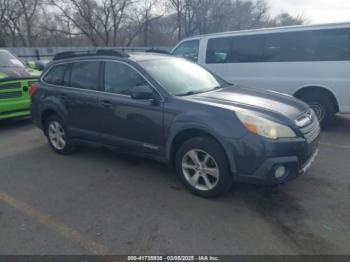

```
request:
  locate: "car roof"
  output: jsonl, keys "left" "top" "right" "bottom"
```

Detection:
{"left": 51, "top": 51, "right": 173, "bottom": 64}
{"left": 128, "top": 52, "right": 172, "bottom": 62}
{"left": 180, "top": 22, "right": 350, "bottom": 41}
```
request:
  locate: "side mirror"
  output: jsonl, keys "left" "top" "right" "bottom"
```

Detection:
{"left": 131, "top": 85, "right": 154, "bottom": 100}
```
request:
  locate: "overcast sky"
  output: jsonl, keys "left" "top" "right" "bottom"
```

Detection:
{"left": 267, "top": 0, "right": 350, "bottom": 24}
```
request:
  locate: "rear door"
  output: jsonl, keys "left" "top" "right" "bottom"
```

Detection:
{"left": 97, "top": 61, "right": 164, "bottom": 155}
{"left": 63, "top": 61, "right": 102, "bottom": 141}
{"left": 43, "top": 61, "right": 102, "bottom": 141}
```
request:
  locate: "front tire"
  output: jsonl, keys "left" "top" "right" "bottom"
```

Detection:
{"left": 175, "top": 136, "right": 233, "bottom": 198}
{"left": 45, "top": 115, "right": 75, "bottom": 155}
{"left": 300, "top": 93, "right": 336, "bottom": 127}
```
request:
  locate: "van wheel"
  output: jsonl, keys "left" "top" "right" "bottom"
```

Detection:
{"left": 45, "top": 115, "right": 75, "bottom": 155}
{"left": 300, "top": 93, "right": 335, "bottom": 127}
{"left": 175, "top": 136, "right": 233, "bottom": 198}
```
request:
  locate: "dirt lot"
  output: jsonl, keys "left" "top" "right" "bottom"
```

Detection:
{"left": 0, "top": 115, "right": 349, "bottom": 255}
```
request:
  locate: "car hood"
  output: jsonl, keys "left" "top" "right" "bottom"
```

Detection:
{"left": 0, "top": 66, "right": 38, "bottom": 80}
{"left": 186, "top": 86, "right": 309, "bottom": 120}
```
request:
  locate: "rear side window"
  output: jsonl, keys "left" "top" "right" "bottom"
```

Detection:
{"left": 265, "top": 29, "right": 350, "bottom": 62}
{"left": 206, "top": 37, "right": 231, "bottom": 63}
{"left": 206, "top": 28, "right": 350, "bottom": 63}
{"left": 43, "top": 64, "right": 68, "bottom": 85}
{"left": 70, "top": 61, "right": 101, "bottom": 90}
{"left": 104, "top": 62, "right": 148, "bottom": 95}
{"left": 206, "top": 35, "right": 264, "bottom": 63}
{"left": 173, "top": 40, "right": 200, "bottom": 62}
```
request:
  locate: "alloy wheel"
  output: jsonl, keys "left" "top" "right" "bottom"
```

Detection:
{"left": 48, "top": 121, "right": 66, "bottom": 150}
{"left": 182, "top": 149, "right": 220, "bottom": 191}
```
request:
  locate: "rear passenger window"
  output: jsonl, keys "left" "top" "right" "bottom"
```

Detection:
{"left": 206, "top": 35, "right": 264, "bottom": 63}
{"left": 230, "top": 35, "right": 264, "bottom": 62}
{"left": 206, "top": 37, "right": 231, "bottom": 63}
{"left": 104, "top": 62, "right": 148, "bottom": 95}
{"left": 264, "top": 29, "right": 350, "bottom": 62}
{"left": 70, "top": 61, "right": 101, "bottom": 90}
{"left": 43, "top": 64, "right": 68, "bottom": 85}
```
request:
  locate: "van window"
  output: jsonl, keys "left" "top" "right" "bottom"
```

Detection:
{"left": 173, "top": 40, "right": 199, "bottom": 62}
{"left": 70, "top": 61, "right": 101, "bottom": 90}
{"left": 264, "top": 29, "right": 350, "bottom": 62}
{"left": 43, "top": 64, "right": 68, "bottom": 86}
{"left": 206, "top": 35, "right": 264, "bottom": 63}
{"left": 230, "top": 35, "right": 264, "bottom": 62}
{"left": 206, "top": 37, "right": 231, "bottom": 63}
{"left": 104, "top": 62, "right": 148, "bottom": 95}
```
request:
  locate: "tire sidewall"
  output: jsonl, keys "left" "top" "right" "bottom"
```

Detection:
{"left": 175, "top": 136, "right": 233, "bottom": 198}
{"left": 302, "top": 94, "right": 335, "bottom": 127}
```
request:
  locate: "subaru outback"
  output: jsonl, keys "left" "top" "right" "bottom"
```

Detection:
{"left": 31, "top": 50, "right": 320, "bottom": 197}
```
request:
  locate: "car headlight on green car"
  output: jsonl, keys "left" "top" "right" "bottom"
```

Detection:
{"left": 236, "top": 111, "right": 296, "bottom": 139}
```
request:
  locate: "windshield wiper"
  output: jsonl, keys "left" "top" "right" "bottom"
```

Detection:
{"left": 176, "top": 90, "right": 204, "bottom": 96}
{"left": 176, "top": 83, "right": 234, "bottom": 97}
{"left": 219, "top": 83, "right": 234, "bottom": 88}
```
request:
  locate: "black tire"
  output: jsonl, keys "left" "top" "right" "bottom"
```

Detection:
{"left": 45, "top": 115, "right": 75, "bottom": 155}
{"left": 300, "top": 93, "right": 336, "bottom": 127}
{"left": 175, "top": 136, "right": 234, "bottom": 198}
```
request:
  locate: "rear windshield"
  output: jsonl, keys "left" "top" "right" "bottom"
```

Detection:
{"left": 0, "top": 51, "right": 25, "bottom": 68}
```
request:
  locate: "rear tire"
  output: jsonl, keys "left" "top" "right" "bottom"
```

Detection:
{"left": 175, "top": 136, "right": 234, "bottom": 198}
{"left": 299, "top": 93, "right": 336, "bottom": 127}
{"left": 45, "top": 115, "right": 75, "bottom": 155}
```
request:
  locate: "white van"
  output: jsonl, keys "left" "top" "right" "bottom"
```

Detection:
{"left": 172, "top": 22, "right": 350, "bottom": 126}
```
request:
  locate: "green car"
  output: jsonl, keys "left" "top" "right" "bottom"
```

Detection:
{"left": 0, "top": 49, "right": 42, "bottom": 120}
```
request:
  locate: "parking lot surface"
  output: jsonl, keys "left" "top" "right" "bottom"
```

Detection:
{"left": 0, "top": 116, "right": 350, "bottom": 255}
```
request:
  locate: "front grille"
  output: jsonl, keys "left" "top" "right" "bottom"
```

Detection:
{"left": 0, "top": 91, "right": 22, "bottom": 99}
{"left": 296, "top": 110, "right": 321, "bottom": 143}
{"left": 0, "top": 82, "right": 21, "bottom": 89}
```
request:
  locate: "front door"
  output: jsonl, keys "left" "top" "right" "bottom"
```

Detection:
{"left": 98, "top": 61, "right": 164, "bottom": 155}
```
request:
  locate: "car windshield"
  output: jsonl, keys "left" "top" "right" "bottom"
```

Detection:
{"left": 140, "top": 57, "right": 228, "bottom": 96}
{"left": 0, "top": 51, "right": 25, "bottom": 68}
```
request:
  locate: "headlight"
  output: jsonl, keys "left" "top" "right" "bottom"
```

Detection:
{"left": 236, "top": 111, "right": 296, "bottom": 139}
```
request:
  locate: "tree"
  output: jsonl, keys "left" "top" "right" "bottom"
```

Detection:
{"left": 268, "top": 13, "right": 307, "bottom": 27}
{"left": 0, "top": 0, "right": 307, "bottom": 47}
{"left": 48, "top": 0, "right": 131, "bottom": 46}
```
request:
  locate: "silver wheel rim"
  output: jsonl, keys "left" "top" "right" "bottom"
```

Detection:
{"left": 308, "top": 102, "right": 325, "bottom": 122}
{"left": 48, "top": 121, "right": 66, "bottom": 150}
{"left": 182, "top": 149, "right": 219, "bottom": 191}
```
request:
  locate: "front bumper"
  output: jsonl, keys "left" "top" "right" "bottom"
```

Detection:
{"left": 225, "top": 132, "right": 320, "bottom": 185}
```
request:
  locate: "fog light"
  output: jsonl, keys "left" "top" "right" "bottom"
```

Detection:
{"left": 274, "top": 165, "right": 287, "bottom": 179}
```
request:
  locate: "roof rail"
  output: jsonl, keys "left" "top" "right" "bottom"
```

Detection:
{"left": 53, "top": 49, "right": 130, "bottom": 61}
{"left": 145, "top": 48, "right": 172, "bottom": 55}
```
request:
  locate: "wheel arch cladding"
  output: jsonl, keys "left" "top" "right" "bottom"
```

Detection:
{"left": 167, "top": 127, "right": 237, "bottom": 175}
{"left": 41, "top": 109, "right": 59, "bottom": 134}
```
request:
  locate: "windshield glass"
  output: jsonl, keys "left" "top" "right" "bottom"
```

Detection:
{"left": 0, "top": 51, "right": 25, "bottom": 68}
{"left": 140, "top": 57, "right": 226, "bottom": 96}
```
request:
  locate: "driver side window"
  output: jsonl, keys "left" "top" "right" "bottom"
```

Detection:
{"left": 173, "top": 40, "right": 200, "bottom": 62}
{"left": 104, "top": 61, "right": 148, "bottom": 95}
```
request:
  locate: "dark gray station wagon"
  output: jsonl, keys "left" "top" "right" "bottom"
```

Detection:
{"left": 31, "top": 50, "right": 320, "bottom": 197}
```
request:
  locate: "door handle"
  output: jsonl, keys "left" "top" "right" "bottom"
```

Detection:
{"left": 100, "top": 100, "right": 113, "bottom": 108}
